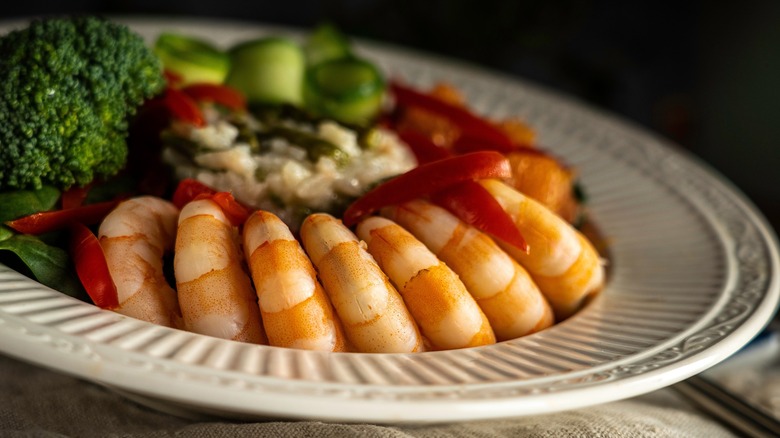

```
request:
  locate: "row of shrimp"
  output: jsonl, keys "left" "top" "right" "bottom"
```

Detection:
{"left": 95, "top": 178, "right": 605, "bottom": 353}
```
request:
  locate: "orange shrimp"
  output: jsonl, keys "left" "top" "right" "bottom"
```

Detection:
{"left": 243, "top": 210, "right": 349, "bottom": 351}
{"left": 505, "top": 149, "right": 580, "bottom": 222}
{"left": 98, "top": 196, "right": 181, "bottom": 328}
{"left": 384, "top": 200, "right": 554, "bottom": 341}
{"left": 300, "top": 213, "right": 424, "bottom": 353}
{"left": 174, "top": 198, "right": 266, "bottom": 344}
{"left": 479, "top": 179, "right": 605, "bottom": 319}
{"left": 356, "top": 216, "right": 495, "bottom": 350}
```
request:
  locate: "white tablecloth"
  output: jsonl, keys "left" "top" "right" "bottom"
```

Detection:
{"left": 0, "top": 353, "right": 744, "bottom": 438}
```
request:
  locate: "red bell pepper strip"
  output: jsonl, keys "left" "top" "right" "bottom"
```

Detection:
{"left": 172, "top": 178, "right": 217, "bottom": 209}
{"left": 69, "top": 222, "right": 119, "bottom": 310}
{"left": 5, "top": 199, "right": 121, "bottom": 235}
{"left": 397, "top": 129, "right": 453, "bottom": 164}
{"left": 431, "top": 180, "right": 528, "bottom": 253}
{"left": 163, "top": 88, "right": 205, "bottom": 127}
{"left": 452, "top": 132, "right": 517, "bottom": 154}
{"left": 181, "top": 83, "right": 247, "bottom": 112}
{"left": 172, "top": 179, "right": 252, "bottom": 226}
{"left": 204, "top": 192, "right": 252, "bottom": 226}
{"left": 61, "top": 184, "right": 92, "bottom": 209}
{"left": 163, "top": 69, "right": 184, "bottom": 87}
{"left": 390, "top": 81, "right": 515, "bottom": 151}
{"left": 342, "top": 151, "right": 511, "bottom": 227}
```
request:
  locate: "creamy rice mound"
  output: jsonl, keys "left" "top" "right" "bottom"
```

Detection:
{"left": 162, "top": 105, "right": 416, "bottom": 230}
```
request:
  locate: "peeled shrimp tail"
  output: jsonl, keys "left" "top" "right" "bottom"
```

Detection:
{"left": 357, "top": 216, "right": 495, "bottom": 350}
{"left": 98, "top": 196, "right": 181, "bottom": 328}
{"left": 479, "top": 179, "right": 605, "bottom": 320}
{"left": 244, "top": 210, "right": 349, "bottom": 351}
{"left": 174, "top": 198, "right": 267, "bottom": 344}
{"left": 300, "top": 213, "right": 424, "bottom": 353}
{"left": 384, "top": 200, "right": 554, "bottom": 341}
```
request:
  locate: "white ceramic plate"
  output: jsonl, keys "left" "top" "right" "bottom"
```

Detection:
{"left": 0, "top": 18, "right": 778, "bottom": 424}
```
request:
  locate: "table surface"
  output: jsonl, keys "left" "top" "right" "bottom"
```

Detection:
{"left": 4, "top": 335, "right": 778, "bottom": 438}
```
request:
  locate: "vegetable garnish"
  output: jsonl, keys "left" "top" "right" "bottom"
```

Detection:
{"left": 452, "top": 133, "right": 517, "bottom": 155}
{"left": 162, "top": 88, "right": 206, "bottom": 127}
{"left": 431, "top": 180, "right": 528, "bottom": 253}
{"left": 304, "top": 22, "right": 352, "bottom": 66}
{"left": 172, "top": 179, "right": 253, "bottom": 226}
{"left": 390, "top": 81, "right": 515, "bottom": 152}
{"left": 225, "top": 37, "right": 306, "bottom": 105}
{"left": 342, "top": 151, "right": 511, "bottom": 226}
{"left": 396, "top": 129, "right": 453, "bottom": 164}
{"left": 154, "top": 33, "right": 231, "bottom": 85}
{"left": 163, "top": 69, "right": 184, "bottom": 87}
{"left": 206, "top": 192, "right": 253, "bottom": 226}
{"left": 69, "top": 222, "right": 119, "bottom": 310}
{"left": 172, "top": 178, "right": 218, "bottom": 209}
{"left": 151, "top": 82, "right": 247, "bottom": 129}
{"left": 303, "top": 56, "right": 386, "bottom": 125}
{"left": 181, "top": 83, "right": 247, "bottom": 111}
{"left": 61, "top": 184, "right": 92, "bottom": 209}
{"left": 0, "top": 16, "right": 166, "bottom": 191}
{"left": 0, "top": 187, "right": 61, "bottom": 223}
{"left": 5, "top": 200, "right": 122, "bottom": 235}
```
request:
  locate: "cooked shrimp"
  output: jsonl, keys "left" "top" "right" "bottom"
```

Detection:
{"left": 479, "top": 179, "right": 605, "bottom": 319}
{"left": 506, "top": 149, "right": 579, "bottom": 223}
{"left": 300, "top": 213, "right": 424, "bottom": 353}
{"left": 356, "top": 216, "right": 495, "bottom": 350}
{"left": 98, "top": 196, "right": 181, "bottom": 328}
{"left": 174, "top": 198, "right": 266, "bottom": 344}
{"left": 243, "top": 210, "right": 349, "bottom": 351}
{"left": 384, "top": 200, "right": 554, "bottom": 341}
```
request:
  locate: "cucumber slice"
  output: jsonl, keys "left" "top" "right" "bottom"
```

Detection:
{"left": 225, "top": 37, "right": 305, "bottom": 105}
{"left": 305, "top": 23, "right": 352, "bottom": 66}
{"left": 303, "top": 56, "right": 385, "bottom": 125}
{"left": 154, "top": 33, "right": 230, "bottom": 85}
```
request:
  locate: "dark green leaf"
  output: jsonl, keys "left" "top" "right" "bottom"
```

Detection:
{"left": 0, "top": 226, "right": 12, "bottom": 242}
{"left": 0, "top": 186, "right": 61, "bottom": 222}
{"left": 0, "top": 234, "right": 86, "bottom": 299}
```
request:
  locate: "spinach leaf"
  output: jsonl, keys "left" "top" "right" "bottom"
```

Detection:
{"left": 0, "top": 233, "right": 86, "bottom": 300}
{"left": 0, "top": 186, "right": 60, "bottom": 222}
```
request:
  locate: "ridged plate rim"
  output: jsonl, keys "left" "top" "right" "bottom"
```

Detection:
{"left": 0, "top": 17, "right": 777, "bottom": 423}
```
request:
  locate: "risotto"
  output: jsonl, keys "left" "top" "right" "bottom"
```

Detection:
{"left": 162, "top": 104, "right": 416, "bottom": 230}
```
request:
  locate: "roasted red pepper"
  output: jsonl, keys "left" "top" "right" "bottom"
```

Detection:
{"left": 390, "top": 81, "right": 515, "bottom": 151}
{"left": 134, "top": 89, "right": 204, "bottom": 130}
{"left": 163, "top": 69, "right": 184, "bottom": 87}
{"left": 5, "top": 199, "right": 121, "bottom": 235}
{"left": 69, "top": 222, "right": 119, "bottom": 310}
{"left": 172, "top": 179, "right": 252, "bottom": 226}
{"left": 162, "top": 88, "right": 205, "bottom": 127}
{"left": 397, "top": 129, "right": 453, "bottom": 164}
{"left": 181, "top": 83, "right": 247, "bottom": 111}
{"left": 172, "top": 178, "right": 217, "bottom": 209}
{"left": 342, "top": 151, "right": 511, "bottom": 226}
{"left": 60, "top": 184, "right": 92, "bottom": 209}
{"left": 207, "top": 192, "right": 252, "bottom": 226}
{"left": 147, "top": 83, "right": 244, "bottom": 130}
{"left": 452, "top": 132, "right": 517, "bottom": 154}
{"left": 432, "top": 180, "right": 528, "bottom": 252}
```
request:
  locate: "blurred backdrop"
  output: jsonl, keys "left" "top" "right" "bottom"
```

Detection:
{"left": 3, "top": 0, "right": 779, "bottom": 232}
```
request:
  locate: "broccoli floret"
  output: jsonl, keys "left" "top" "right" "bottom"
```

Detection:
{"left": 0, "top": 16, "right": 166, "bottom": 190}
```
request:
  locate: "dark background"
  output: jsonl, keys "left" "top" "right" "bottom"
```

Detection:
{"left": 3, "top": 1, "right": 779, "bottom": 233}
